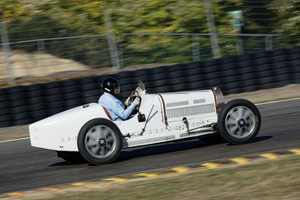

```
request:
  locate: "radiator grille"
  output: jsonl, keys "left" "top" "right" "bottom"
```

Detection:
{"left": 167, "top": 104, "right": 215, "bottom": 118}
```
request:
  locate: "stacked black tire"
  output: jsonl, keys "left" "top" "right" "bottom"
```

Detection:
{"left": 0, "top": 46, "right": 299, "bottom": 128}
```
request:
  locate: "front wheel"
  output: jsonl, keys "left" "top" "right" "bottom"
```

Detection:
{"left": 77, "top": 118, "right": 122, "bottom": 165}
{"left": 218, "top": 99, "right": 261, "bottom": 144}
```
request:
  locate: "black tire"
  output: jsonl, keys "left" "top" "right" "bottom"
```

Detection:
{"left": 77, "top": 118, "right": 122, "bottom": 165}
{"left": 151, "top": 73, "right": 167, "bottom": 81}
{"left": 57, "top": 151, "right": 87, "bottom": 164}
{"left": 150, "top": 66, "right": 166, "bottom": 74}
{"left": 0, "top": 121, "right": 13, "bottom": 127}
{"left": 254, "top": 57, "right": 269, "bottom": 65}
{"left": 0, "top": 101, "right": 9, "bottom": 109}
{"left": 169, "top": 77, "right": 185, "bottom": 85}
{"left": 218, "top": 99, "right": 261, "bottom": 144}
{"left": 289, "top": 53, "right": 300, "bottom": 60}
{"left": 133, "top": 69, "right": 149, "bottom": 77}
{"left": 0, "top": 107, "right": 10, "bottom": 115}
{"left": 27, "top": 96, "right": 45, "bottom": 104}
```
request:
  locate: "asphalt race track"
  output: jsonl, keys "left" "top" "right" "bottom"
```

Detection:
{"left": 0, "top": 98, "right": 300, "bottom": 194}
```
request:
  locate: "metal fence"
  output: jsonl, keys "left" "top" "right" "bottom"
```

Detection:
{"left": 0, "top": 32, "right": 297, "bottom": 83}
{"left": 1, "top": 0, "right": 299, "bottom": 84}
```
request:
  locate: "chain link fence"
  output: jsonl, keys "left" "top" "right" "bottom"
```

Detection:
{"left": 1, "top": 32, "right": 297, "bottom": 83}
{"left": 0, "top": 0, "right": 299, "bottom": 83}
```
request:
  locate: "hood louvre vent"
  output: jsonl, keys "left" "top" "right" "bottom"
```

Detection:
{"left": 193, "top": 99, "right": 206, "bottom": 104}
{"left": 167, "top": 104, "right": 215, "bottom": 118}
{"left": 166, "top": 101, "right": 189, "bottom": 108}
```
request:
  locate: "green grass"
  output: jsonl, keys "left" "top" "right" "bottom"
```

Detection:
{"left": 21, "top": 155, "right": 300, "bottom": 200}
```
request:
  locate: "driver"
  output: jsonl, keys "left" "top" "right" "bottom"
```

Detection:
{"left": 98, "top": 77, "right": 140, "bottom": 121}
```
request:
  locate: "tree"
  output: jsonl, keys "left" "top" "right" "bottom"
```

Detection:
{"left": 1, "top": 0, "right": 299, "bottom": 68}
{"left": 268, "top": 0, "right": 300, "bottom": 34}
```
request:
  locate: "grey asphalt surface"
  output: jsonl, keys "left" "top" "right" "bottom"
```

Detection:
{"left": 0, "top": 98, "right": 300, "bottom": 194}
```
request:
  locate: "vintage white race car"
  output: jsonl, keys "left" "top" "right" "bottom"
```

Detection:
{"left": 29, "top": 81, "right": 261, "bottom": 165}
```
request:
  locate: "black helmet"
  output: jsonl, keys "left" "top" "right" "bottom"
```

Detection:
{"left": 101, "top": 77, "right": 120, "bottom": 95}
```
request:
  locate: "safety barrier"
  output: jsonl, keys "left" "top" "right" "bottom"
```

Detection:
{"left": 0, "top": 46, "right": 299, "bottom": 128}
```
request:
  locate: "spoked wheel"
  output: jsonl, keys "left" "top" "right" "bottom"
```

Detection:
{"left": 218, "top": 99, "right": 261, "bottom": 144}
{"left": 78, "top": 118, "right": 122, "bottom": 165}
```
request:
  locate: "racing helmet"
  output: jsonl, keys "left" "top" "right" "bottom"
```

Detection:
{"left": 101, "top": 77, "right": 120, "bottom": 95}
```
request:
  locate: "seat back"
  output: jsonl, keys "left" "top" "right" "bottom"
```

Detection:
{"left": 101, "top": 106, "right": 112, "bottom": 120}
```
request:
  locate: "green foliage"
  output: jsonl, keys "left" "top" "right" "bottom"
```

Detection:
{"left": 7, "top": 15, "right": 71, "bottom": 42}
{"left": 268, "top": 0, "right": 300, "bottom": 34}
{"left": 267, "top": 0, "right": 300, "bottom": 46}
{"left": 0, "top": 0, "right": 299, "bottom": 68}
{"left": 1, "top": 0, "right": 110, "bottom": 68}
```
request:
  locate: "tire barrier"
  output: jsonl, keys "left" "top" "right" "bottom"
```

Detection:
{"left": 0, "top": 46, "right": 299, "bottom": 128}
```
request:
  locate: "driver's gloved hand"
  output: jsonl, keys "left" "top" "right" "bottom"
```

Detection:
{"left": 133, "top": 97, "right": 140, "bottom": 106}
{"left": 124, "top": 96, "right": 130, "bottom": 106}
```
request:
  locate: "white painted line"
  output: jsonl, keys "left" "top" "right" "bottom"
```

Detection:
{"left": 256, "top": 97, "right": 300, "bottom": 106}
{"left": 0, "top": 137, "right": 30, "bottom": 144}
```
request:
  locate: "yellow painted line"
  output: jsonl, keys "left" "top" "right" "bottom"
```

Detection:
{"left": 201, "top": 162, "right": 220, "bottom": 169}
{"left": 289, "top": 148, "right": 300, "bottom": 155}
{"left": 171, "top": 167, "right": 190, "bottom": 173}
{"left": 38, "top": 187, "right": 59, "bottom": 191}
{"left": 259, "top": 153, "right": 279, "bottom": 160}
{"left": 134, "top": 173, "right": 157, "bottom": 178}
{"left": 230, "top": 157, "right": 249, "bottom": 165}
{"left": 71, "top": 182, "right": 89, "bottom": 186}
{"left": 8, "top": 192, "right": 25, "bottom": 197}
{"left": 102, "top": 177, "right": 127, "bottom": 183}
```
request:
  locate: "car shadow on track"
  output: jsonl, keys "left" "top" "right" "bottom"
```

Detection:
{"left": 226, "top": 136, "right": 273, "bottom": 146}
{"left": 50, "top": 136, "right": 272, "bottom": 166}
{"left": 252, "top": 136, "right": 273, "bottom": 143}
{"left": 114, "top": 139, "right": 223, "bottom": 163}
{"left": 49, "top": 140, "right": 214, "bottom": 166}
{"left": 116, "top": 136, "right": 273, "bottom": 163}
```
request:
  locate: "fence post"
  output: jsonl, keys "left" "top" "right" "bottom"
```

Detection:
{"left": 236, "top": 37, "right": 244, "bottom": 55}
{"left": 103, "top": 1, "right": 121, "bottom": 70}
{"left": 266, "top": 36, "right": 273, "bottom": 51}
{"left": 192, "top": 35, "right": 201, "bottom": 62}
{"left": 37, "top": 40, "right": 46, "bottom": 76}
{"left": 0, "top": 20, "right": 14, "bottom": 83}
{"left": 118, "top": 42, "right": 124, "bottom": 68}
{"left": 204, "top": 0, "right": 221, "bottom": 59}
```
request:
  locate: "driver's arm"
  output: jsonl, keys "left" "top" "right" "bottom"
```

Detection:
{"left": 112, "top": 100, "right": 137, "bottom": 120}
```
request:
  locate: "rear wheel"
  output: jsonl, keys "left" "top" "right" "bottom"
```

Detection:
{"left": 78, "top": 118, "right": 122, "bottom": 165}
{"left": 218, "top": 99, "right": 261, "bottom": 144}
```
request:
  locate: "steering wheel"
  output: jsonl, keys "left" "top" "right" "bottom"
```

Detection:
{"left": 126, "top": 90, "right": 140, "bottom": 108}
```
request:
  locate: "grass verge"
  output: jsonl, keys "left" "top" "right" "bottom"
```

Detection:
{"left": 11, "top": 155, "right": 300, "bottom": 200}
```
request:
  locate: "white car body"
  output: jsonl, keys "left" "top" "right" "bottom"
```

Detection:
{"left": 30, "top": 87, "right": 222, "bottom": 151}
{"left": 29, "top": 82, "right": 260, "bottom": 165}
